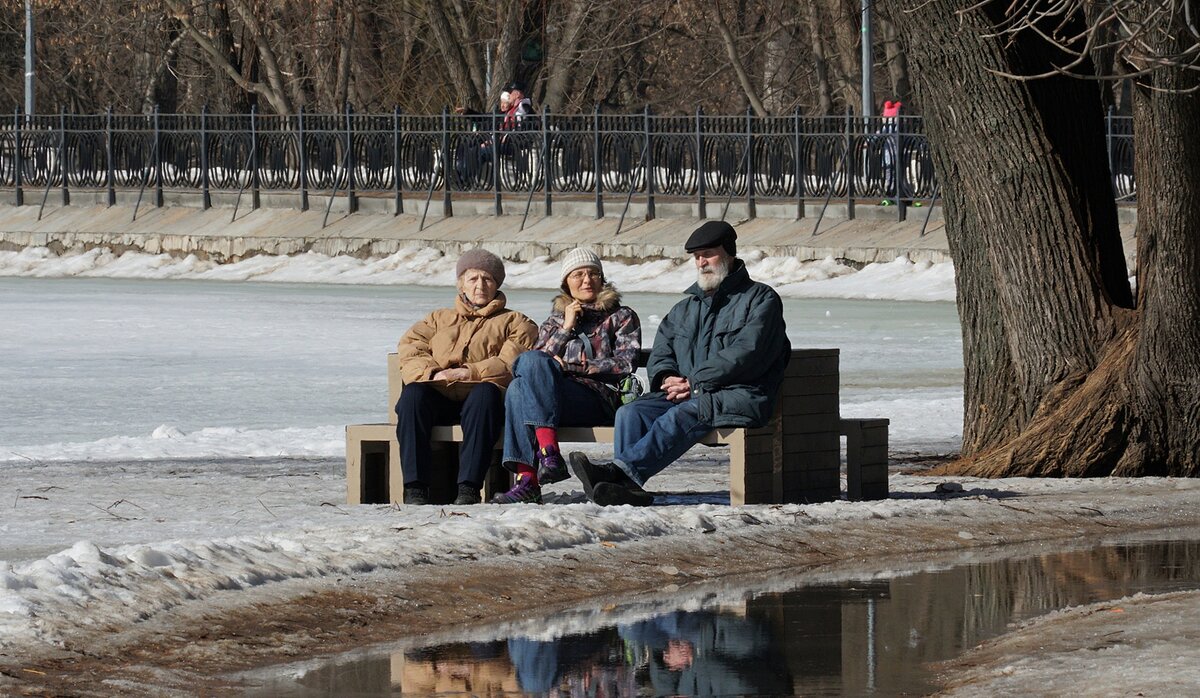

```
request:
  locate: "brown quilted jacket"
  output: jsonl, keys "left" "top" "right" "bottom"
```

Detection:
{"left": 397, "top": 292, "right": 537, "bottom": 400}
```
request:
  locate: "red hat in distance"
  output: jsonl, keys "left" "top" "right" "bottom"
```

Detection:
{"left": 882, "top": 100, "right": 902, "bottom": 117}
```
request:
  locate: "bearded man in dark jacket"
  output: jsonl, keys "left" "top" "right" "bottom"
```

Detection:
{"left": 570, "top": 221, "right": 790, "bottom": 506}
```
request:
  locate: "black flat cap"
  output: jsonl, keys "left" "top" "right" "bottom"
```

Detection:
{"left": 685, "top": 220, "right": 737, "bottom": 255}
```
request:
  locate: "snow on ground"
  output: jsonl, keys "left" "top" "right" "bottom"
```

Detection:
{"left": 944, "top": 590, "right": 1200, "bottom": 697}
{"left": 0, "top": 244, "right": 957, "bottom": 302}
{"left": 3, "top": 443, "right": 1200, "bottom": 668}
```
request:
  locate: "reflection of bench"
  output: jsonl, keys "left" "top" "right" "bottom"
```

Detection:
{"left": 346, "top": 349, "right": 888, "bottom": 506}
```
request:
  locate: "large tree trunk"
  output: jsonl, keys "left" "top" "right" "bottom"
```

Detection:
{"left": 890, "top": 1, "right": 1200, "bottom": 477}
{"left": 1126, "top": 6, "right": 1200, "bottom": 474}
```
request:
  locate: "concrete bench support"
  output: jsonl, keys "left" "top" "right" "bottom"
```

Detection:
{"left": 842, "top": 418, "right": 890, "bottom": 501}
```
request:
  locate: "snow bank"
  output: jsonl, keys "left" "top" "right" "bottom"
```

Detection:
{"left": 0, "top": 245, "right": 957, "bottom": 302}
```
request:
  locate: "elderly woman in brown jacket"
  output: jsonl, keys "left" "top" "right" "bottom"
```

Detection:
{"left": 395, "top": 249, "right": 537, "bottom": 505}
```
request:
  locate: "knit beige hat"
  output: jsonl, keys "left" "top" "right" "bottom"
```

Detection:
{"left": 559, "top": 247, "right": 603, "bottom": 288}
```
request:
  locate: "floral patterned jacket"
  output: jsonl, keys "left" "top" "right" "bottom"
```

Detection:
{"left": 535, "top": 286, "right": 641, "bottom": 411}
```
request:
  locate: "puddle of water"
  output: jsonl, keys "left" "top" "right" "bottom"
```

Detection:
{"left": 239, "top": 537, "right": 1200, "bottom": 696}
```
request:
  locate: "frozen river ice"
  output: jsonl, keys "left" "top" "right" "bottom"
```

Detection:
{"left": 0, "top": 276, "right": 962, "bottom": 457}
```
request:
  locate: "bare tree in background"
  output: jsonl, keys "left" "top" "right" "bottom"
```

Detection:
{"left": 0, "top": 0, "right": 909, "bottom": 115}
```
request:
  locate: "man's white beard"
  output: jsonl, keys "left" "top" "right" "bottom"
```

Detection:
{"left": 696, "top": 257, "right": 730, "bottom": 292}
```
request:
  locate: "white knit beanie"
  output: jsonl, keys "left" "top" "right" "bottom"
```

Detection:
{"left": 560, "top": 248, "right": 603, "bottom": 287}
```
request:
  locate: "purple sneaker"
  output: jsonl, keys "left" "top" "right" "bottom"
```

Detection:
{"left": 490, "top": 475, "right": 543, "bottom": 504}
{"left": 536, "top": 445, "right": 569, "bottom": 485}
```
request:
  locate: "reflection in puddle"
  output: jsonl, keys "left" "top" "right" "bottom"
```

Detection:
{"left": 241, "top": 537, "right": 1200, "bottom": 696}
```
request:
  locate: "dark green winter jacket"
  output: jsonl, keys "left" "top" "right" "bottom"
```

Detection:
{"left": 646, "top": 259, "right": 790, "bottom": 427}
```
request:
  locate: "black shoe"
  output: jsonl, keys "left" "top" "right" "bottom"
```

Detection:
{"left": 592, "top": 482, "right": 654, "bottom": 507}
{"left": 568, "top": 452, "right": 643, "bottom": 501}
{"left": 453, "top": 483, "right": 482, "bottom": 505}
{"left": 403, "top": 485, "right": 429, "bottom": 506}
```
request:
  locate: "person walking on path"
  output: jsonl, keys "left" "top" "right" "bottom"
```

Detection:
{"left": 492, "top": 248, "right": 641, "bottom": 504}
{"left": 569, "top": 222, "right": 790, "bottom": 506}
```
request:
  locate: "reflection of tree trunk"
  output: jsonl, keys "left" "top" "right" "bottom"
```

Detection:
{"left": 892, "top": 1, "right": 1199, "bottom": 477}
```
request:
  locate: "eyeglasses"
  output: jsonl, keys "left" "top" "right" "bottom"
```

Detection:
{"left": 567, "top": 269, "right": 603, "bottom": 281}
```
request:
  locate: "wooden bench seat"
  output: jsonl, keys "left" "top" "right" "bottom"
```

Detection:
{"left": 346, "top": 348, "right": 889, "bottom": 506}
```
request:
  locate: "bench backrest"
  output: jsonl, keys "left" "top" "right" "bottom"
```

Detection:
{"left": 385, "top": 348, "right": 836, "bottom": 426}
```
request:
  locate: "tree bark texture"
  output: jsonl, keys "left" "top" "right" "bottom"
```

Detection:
{"left": 541, "top": 0, "right": 592, "bottom": 112}
{"left": 891, "top": 0, "right": 1198, "bottom": 477}
{"left": 1126, "top": 4, "right": 1200, "bottom": 475}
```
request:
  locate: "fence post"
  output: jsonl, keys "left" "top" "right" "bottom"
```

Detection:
{"left": 199, "top": 105, "right": 210, "bottom": 210}
{"left": 393, "top": 106, "right": 403, "bottom": 215}
{"left": 844, "top": 109, "right": 855, "bottom": 220}
{"left": 441, "top": 107, "right": 453, "bottom": 217}
{"left": 249, "top": 105, "right": 261, "bottom": 210}
{"left": 593, "top": 105, "right": 603, "bottom": 219}
{"left": 745, "top": 106, "right": 755, "bottom": 219}
{"left": 59, "top": 108, "right": 70, "bottom": 206}
{"left": 154, "top": 105, "right": 164, "bottom": 207}
{"left": 297, "top": 107, "right": 309, "bottom": 212}
{"left": 105, "top": 106, "right": 115, "bottom": 206}
{"left": 345, "top": 102, "right": 358, "bottom": 214}
{"left": 644, "top": 105, "right": 655, "bottom": 220}
{"left": 696, "top": 107, "right": 707, "bottom": 219}
{"left": 794, "top": 107, "right": 804, "bottom": 219}
{"left": 542, "top": 105, "right": 552, "bottom": 216}
{"left": 491, "top": 108, "right": 502, "bottom": 216}
{"left": 13, "top": 109, "right": 22, "bottom": 206}
{"left": 897, "top": 115, "right": 908, "bottom": 222}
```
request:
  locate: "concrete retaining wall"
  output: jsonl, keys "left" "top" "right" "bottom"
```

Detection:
{"left": 0, "top": 190, "right": 1138, "bottom": 268}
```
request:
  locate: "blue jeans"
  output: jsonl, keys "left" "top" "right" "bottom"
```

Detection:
{"left": 395, "top": 382, "right": 503, "bottom": 487}
{"left": 502, "top": 351, "right": 614, "bottom": 469}
{"left": 613, "top": 396, "right": 713, "bottom": 487}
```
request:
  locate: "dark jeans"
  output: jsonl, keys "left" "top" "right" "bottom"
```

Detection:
{"left": 395, "top": 382, "right": 503, "bottom": 487}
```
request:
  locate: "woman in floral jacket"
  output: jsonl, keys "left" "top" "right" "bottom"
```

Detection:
{"left": 492, "top": 248, "right": 641, "bottom": 504}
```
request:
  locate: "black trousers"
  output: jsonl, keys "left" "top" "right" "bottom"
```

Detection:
{"left": 395, "top": 382, "right": 503, "bottom": 488}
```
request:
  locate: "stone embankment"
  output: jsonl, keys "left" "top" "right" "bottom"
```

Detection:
{"left": 0, "top": 190, "right": 1138, "bottom": 266}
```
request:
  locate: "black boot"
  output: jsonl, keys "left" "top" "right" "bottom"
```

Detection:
{"left": 568, "top": 452, "right": 650, "bottom": 504}
{"left": 453, "top": 482, "right": 482, "bottom": 505}
{"left": 593, "top": 481, "right": 654, "bottom": 507}
{"left": 403, "top": 484, "right": 429, "bottom": 505}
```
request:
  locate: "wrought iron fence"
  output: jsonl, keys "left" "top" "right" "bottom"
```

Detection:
{"left": 0, "top": 106, "right": 1137, "bottom": 215}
